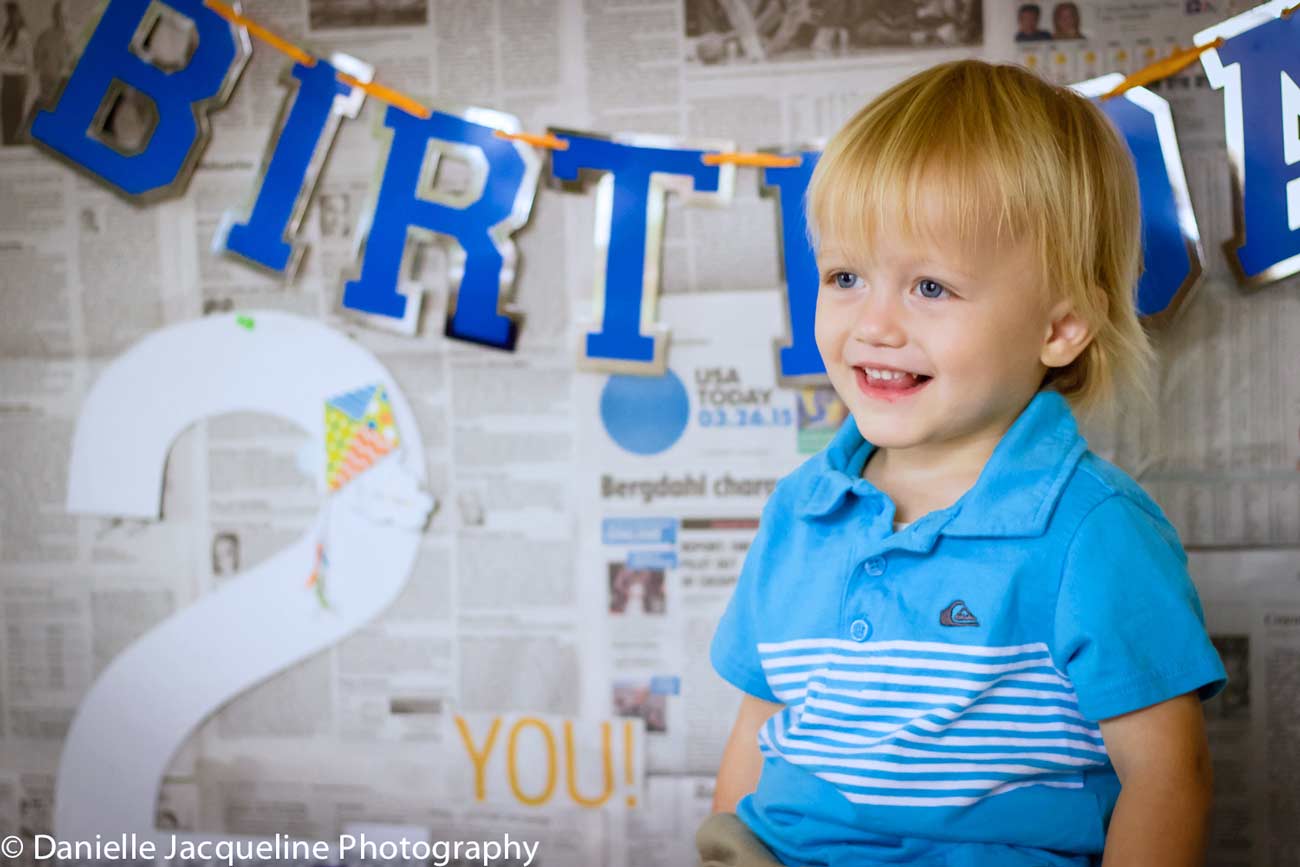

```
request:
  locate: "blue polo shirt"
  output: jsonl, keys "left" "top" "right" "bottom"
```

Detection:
{"left": 711, "top": 390, "right": 1227, "bottom": 867}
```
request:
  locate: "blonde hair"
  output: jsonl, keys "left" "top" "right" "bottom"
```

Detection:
{"left": 805, "top": 59, "right": 1153, "bottom": 416}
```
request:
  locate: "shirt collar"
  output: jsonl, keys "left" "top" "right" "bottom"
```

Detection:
{"left": 797, "top": 390, "right": 1088, "bottom": 540}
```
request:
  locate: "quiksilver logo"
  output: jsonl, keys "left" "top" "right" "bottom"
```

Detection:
{"left": 940, "top": 599, "right": 979, "bottom": 627}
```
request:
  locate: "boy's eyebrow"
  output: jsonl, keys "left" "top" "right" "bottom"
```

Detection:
{"left": 813, "top": 248, "right": 858, "bottom": 269}
{"left": 817, "top": 249, "right": 979, "bottom": 282}
{"left": 925, "top": 260, "right": 977, "bottom": 281}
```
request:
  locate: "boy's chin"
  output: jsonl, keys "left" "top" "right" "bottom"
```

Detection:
{"left": 847, "top": 412, "right": 931, "bottom": 451}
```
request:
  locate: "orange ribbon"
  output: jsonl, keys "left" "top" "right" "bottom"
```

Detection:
{"left": 1100, "top": 38, "right": 1224, "bottom": 100}
{"left": 203, "top": 0, "right": 431, "bottom": 118}
{"left": 702, "top": 152, "right": 802, "bottom": 168}
{"left": 493, "top": 130, "right": 570, "bottom": 150}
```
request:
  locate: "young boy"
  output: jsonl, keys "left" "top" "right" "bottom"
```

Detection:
{"left": 699, "top": 60, "right": 1227, "bottom": 867}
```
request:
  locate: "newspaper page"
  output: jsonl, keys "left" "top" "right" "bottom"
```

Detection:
{"left": 576, "top": 289, "right": 833, "bottom": 777}
{"left": 1190, "top": 548, "right": 1300, "bottom": 867}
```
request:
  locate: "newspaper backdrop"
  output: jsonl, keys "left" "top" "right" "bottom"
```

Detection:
{"left": 0, "top": 0, "right": 1296, "bottom": 865}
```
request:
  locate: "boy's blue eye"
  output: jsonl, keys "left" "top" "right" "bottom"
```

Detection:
{"left": 916, "top": 278, "right": 948, "bottom": 299}
{"left": 834, "top": 271, "right": 860, "bottom": 289}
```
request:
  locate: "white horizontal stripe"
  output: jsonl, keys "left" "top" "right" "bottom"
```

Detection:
{"left": 761, "top": 652, "right": 1066, "bottom": 680}
{"left": 806, "top": 684, "right": 1084, "bottom": 708}
{"left": 835, "top": 778, "right": 1083, "bottom": 807}
{"left": 796, "top": 714, "right": 902, "bottom": 734}
{"left": 767, "top": 671, "right": 815, "bottom": 686}
{"left": 768, "top": 668, "right": 1072, "bottom": 692}
{"left": 816, "top": 770, "right": 1078, "bottom": 792}
{"left": 798, "top": 709, "right": 1103, "bottom": 739}
{"left": 802, "top": 695, "right": 1088, "bottom": 722}
{"left": 771, "top": 729, "right": 1101, "bottom": 767}
{"left": 775, "top": 746, "right": 1078, "bottom": 777}
{"left": 888, "top": 730, "right": 1103, "bottom": 751}
{"left": 758, "top": 637, "right": 1052, "bottom": 657}
{"left": 783, "top": 721, "right": 1107, "bottom": 755}
{"left": 771, "top": 684, "right": 1083, "bottom": 707}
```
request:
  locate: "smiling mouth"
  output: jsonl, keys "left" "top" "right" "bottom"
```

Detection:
{"left": 853, "top": 365, "right": 932, "bottom": 400}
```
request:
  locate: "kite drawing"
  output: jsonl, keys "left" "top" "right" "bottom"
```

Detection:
{"left": 310, "top": 383, "right": 404, "bottom": 607}
{"left": 325, "top": 383, "right": 401, "bottom": 490}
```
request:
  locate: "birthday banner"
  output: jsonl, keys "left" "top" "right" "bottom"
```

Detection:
{"left": 21, "top": 0, "right": 1300, "bottom": 383}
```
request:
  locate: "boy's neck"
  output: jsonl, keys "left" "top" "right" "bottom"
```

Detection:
{"left": 860, "top": 422, "right": 1014, "bottom": 525}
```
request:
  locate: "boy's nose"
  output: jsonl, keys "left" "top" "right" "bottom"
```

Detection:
{"left": 850, "top": 292, "right": 906, "bottom": 347}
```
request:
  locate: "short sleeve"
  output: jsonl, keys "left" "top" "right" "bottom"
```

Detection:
{"left": 1053, "top": 495, "right": 1227, "bottom": 722}
{"left": 710, "top": 493, "right": 784, "bottom": 704}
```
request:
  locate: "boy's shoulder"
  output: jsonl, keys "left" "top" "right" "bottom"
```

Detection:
{"left": 1054, "top": 447, "right": 1185, "bottom": 560}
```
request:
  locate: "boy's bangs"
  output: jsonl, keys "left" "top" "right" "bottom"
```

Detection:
{"left": 809, "top": 141, "right": 1030, "bottom": 267}
{"left": 806, "top": 153, "right": 1019, "bottom": 261}
{"left": 805, "top": 59, "right": 1057, "bottom": 273}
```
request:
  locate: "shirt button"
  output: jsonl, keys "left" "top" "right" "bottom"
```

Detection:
{"left": 865, "top": 556, "right": 886, "bottom": 576}
{"left": 849, "top": 618, "right": 871, "bottom": 641}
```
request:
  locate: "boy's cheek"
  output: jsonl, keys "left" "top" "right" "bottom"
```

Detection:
{"left": 812, "top": 298, "right": 851, "bottom": 353}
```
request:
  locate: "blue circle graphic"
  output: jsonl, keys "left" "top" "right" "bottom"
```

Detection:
{"left": 599, "top": 369, "right": 691, "bottom": 456}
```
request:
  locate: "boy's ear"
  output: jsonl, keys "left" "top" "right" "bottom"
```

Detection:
{"left": 1041, "top": 296, "right": 1098, "bottom": 369}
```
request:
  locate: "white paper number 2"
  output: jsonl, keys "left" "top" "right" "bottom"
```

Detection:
{"left": 59, "top": 311, "right": 432, "bottom": 842}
